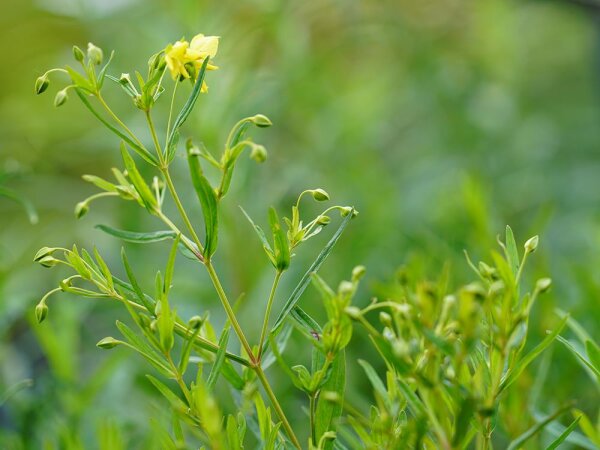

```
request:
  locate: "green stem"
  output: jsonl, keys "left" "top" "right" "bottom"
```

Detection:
{"left": 96, "top": 92, "right": 144, "bottom": 148}
{"left": 205, "top": 262, "right": 254, "bottom": 360}
{"left": 255, "top": 364, "right": 302, "bottom": 450}
{"left": 145, "top": 110, "right": 165, "bottom": 166}
{"left": 309, "top": 393, "right": 317, "bottom": 446}
{"left": 165, "top": 81, "right": 179, "bottom": 147}
{"left": 257, "top": 270, "right": 283, "bottom": 361}
{"left": 162, "top": 168, "right": 205, "bottom": 256}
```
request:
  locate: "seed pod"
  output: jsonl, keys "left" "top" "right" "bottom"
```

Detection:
{"left": 74, "top": 201, "right": 89, "bottom": 219}
{"left": 96, "top": 337, "right": 120, "bottom": 349}
{"left": 524, "top": 235, "right": 539, "bottom": 254}
{"left": 249, "top": 144, "right": 267, "bottom": 163}
{"left": 72, "top": 45, "right": 85, "bottom": 62}
{"left": 250, "top": 114, "right": 272, "bottom": 127}
{"left": 54, "top": 88, "right": 68, "bottom": 107}
{"left": 35, "top": 301, "right": 48, "bottom": 323}
{"left": 310, "top": 188, "right": 330, "bottom": 202}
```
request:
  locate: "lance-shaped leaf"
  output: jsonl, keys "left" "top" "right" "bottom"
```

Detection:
{"left": 165, "top": 57, "right": 210, "bottom": 163}
{"left": 207, "top": 327, "right": 230, "bottom": 390}
{"left": 315, "top": 351, "right": 346, "bottom": 450}
{"left": 268, "top": 207, "right": 290, "bottom": 271}
{"left": 120, "top": 143, "right": 158, "bottom": 213}
{"left": 187, "top": 140, "right": 218, "bottom": 258}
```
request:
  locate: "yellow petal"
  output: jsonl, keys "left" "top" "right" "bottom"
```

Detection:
{"left": 200, "top": 81, "right": 208, "bottom": 93}
{"left": 190, "top": 34, "right": 219, "bottom": 58}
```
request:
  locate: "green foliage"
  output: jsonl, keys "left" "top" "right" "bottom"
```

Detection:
{"left": 0, "top": 8, "right": 594, "bottom": 449}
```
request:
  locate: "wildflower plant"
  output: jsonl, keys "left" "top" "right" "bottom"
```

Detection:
{"left": 34, "top": 34, "right": 591, "bottom": 449}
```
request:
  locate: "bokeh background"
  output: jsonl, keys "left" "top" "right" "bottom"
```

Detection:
{"left": 1, "top": 0, "right": 600, "bottom": 448}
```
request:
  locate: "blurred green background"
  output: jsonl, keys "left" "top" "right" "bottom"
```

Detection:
{"left": 1, "top": 0, "right": 600, "bottom": 448}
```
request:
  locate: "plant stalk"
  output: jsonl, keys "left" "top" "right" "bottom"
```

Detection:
{"left": 257, "top": 270, "right": 282, "bottom": 361}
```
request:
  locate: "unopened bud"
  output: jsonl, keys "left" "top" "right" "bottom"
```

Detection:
{"left": 96, "top": 337, "right": 120, "bottom": 349}
{"left": 379, "top": 311, "right": 393, "bottom": 327}
{"left": 524, "top": 235, "right": 539, "bottom": 254}
{"left": 37, "top": 255, "right": 60, "bottom": 268}
{"left": 345, "top": 306, "right": 362, "bottom": 319}
{"left": 316, "top": 215, "right": 331, "bottom": 226}
{"left": 34, "top": 75, "right": 49, "bottom": 95}
{"left": 249, "top": 144, "right": 267, "bottom": 163}
{"left": 352, "top": 265, "right": 366, "bottom": 281}
{"left": 188, "top": 315, "right": 204, "bottom": 329}
{"left": 251, "top": 114, "right": 272, "bottom": 128}
{"left": 87, "top": 42, "right": 103, "bottom": 65}
{"left": 34, "top": 247, "right": 57, "bottom": 262}
{"left": 35, "top": 301, "right": 48, "bottom": 323}
{"left": 309, "top": 189, "right": 329, "bottom": 202}
{"left": 59, "top": 278, "right": 73, "bottom": 291}
{"left": 72, "top": 45, "right": 85, "bottom": 62}
{"left": 74, "top": 201, "right": 89, "bottom": 219}
{"left": 54, "top": 88, "right": 68, "bottom": 107}
{"left": 340, "top": 206, "right": 358, "bottom": 217}
{"left": 536, "top": 277, "right": 552, "bottom": 293}
{"left": 338, "top": 280, "right": 354, "bottom": 296}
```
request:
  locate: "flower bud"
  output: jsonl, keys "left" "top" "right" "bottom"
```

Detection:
{"left": 379, "top": 311, "right": 393, "bottom": 327}
{"left": 34, "top": 247, "right": 57, "bottom": 262}
{"left": 72, "top": 45, "right": 85, "bottom": 62}
{"left": 310, "top": 189, "right": 330, "bottom": 202}
{"left": 74, "top": 201, "right": 89, "bottom": 219}
{"left": 34, "top": 75, "right": 49, "bottom": 95}
{"left": 87, "top": 42, "right": 103, "bottom": 65}
{"left": 338, "top": 280, "right": 354, "bottom": 296}
{"left": 250, "top": 114, "right": 272, "bottom": 128}
{"left": 536, "top": 277, "right": 552, "bottom": 293}
{"left": 54, "top": 88, "right": 68, "bottom": 107}
{"left": 35, "top": 301, "right": 48, "bottom": 323}
{"left": 340, "top": 206, "right": 358, "bottom": 217}
{"left": 59, "top": 278, "right": 73, "bottom": 291}
{"left": 345, "top": 306, "right": 362, "bottom": 319}
{"left": 524, "top": 235, "right": 539, "bottom": 254}
{"left": 37, "top": 255, "right": 60, "bottom": 268}
{"left": 188, "top": 315, "right": 204, "bottom": 329}
{"left": 352, "top": 265, "right": 366, "bottom": 281}
{"left": 96, "top": 337, "right": 120, "bottom": 349}
{"left": 249, "top": 144, "right": 267, "bottom": 163}
{"left": 316, "top": 215, "right": 331, "bottom": 226}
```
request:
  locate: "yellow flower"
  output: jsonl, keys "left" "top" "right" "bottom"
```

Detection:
{"left": 164, "top": 33, "right": 219, "bottom": 92}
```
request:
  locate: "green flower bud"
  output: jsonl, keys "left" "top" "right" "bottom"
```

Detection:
{"left": 338, "top": 280, "right": 354, "bottom": 296}
{"left": 34, "top": 75, "right": 49, "bottom": 95}
{"left": 524, "top": 235, "right": 539, "bottom": 254}
{"left": 310, "top": 189, "right": 330, "bottom": 202}
{"left": 54, "top": 88, "right": 68, "bottom": 107}
{"left": 250, "top": 114, "right": 272, "bottom": 127}
{"left": 249, "top": 144, "right": 267, "bottom": 163}
{"left": 96, "top": 337, "right": 120, "bottom": 349}
{"left": 340, "top": 206, "right": 358, "bottom": 217}
{"left": 87, "top": 42, "right": 103, "bottom": 65}
{"left": 37, "top": 255, "right": 60, "bottom": 268}
{"left": 188, "top": 315, "right": 204, "bottom": 329}
{"left": 536, "top": 277, "right": 552, "bottom": 293}
{"left": 59, "top": 278, "right": 73, "bottom": 291}
{"left": 74, "top": 201, "right": 89, "bottom": 219}
{"left": 345, "top": 306, "right": 362, "bottom": 319}
{"left": 35, "top": 301, "right": 48, "bottom": 323}
{"left": 72, "top": 45, "right": 85, "bottom": 62}
{"left": 379, "top": 311, "right": 393, "bottom": 327}
{"left": 34, "top": 247, "right": 57, "bottom": 262}
{"left": 352, "top": 265, "right": 366, "bottom": 281}
{"left": 316, "top": 215, "right": 331, "bottom": 226}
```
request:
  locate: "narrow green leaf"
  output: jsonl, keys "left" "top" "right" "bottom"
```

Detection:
{"left": 557, "top": 336, "right": 600, "bottom": 381}
{"left": 268, "top": 207, "right": 290, "bottom": 271}
{"left": 207, "top": 327, "right": 230, "bottom": 390}
{"left": 315, "top": 351, "right": 345, "bottom": 450}
{"left": 505, "top": 225, "right": 519, "bottom": 276}
{"left": 166, "top": 58, "right": 209, "bottom": 162}
{"left": 146, "top": 375, "right": 188, "bottom": 414}
{"left": 546, "top": 415, "right": 582, "bottom": 450}
{"left": 357, "top": 359, "right": 387, "bottom": 402}
{"left": 290, "top": 306, "right": 322, "bottom": 341}
{"left": 96, "top": 224, "right": 176, "bottom": 243}
{"left": 240, "top": 206, "right": 274, "bottom": 256}
{"left": 269, "top": 211, "right": 354, "bottom": 337}
{"left": 116, "top": 320, "right": 172, "bottom": 376}
{"left": 120, "top": 143, "right": 157, "bottom": 212}
{"left": 585, "top": 340, "right": 600, "bottom": 371}
{"left": 452, "top": 396, "right": 477, "bottom": 447}
{"left": 74, "top": 89, "right": 158, "bottom": 166}
{"left": 506, "top": 405, "right": 570, "bottom": 450}
{"left": 120, "top": 248, "right": 154, "bottom": 313}
{"left": 163, "top": 234, "right": 180, "bottom": 299}
{"left": 499, "top": 316, "right": 568, "bottom": 395}
{"left": 187, "top": 140, "right": 219, "bottom": 258}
